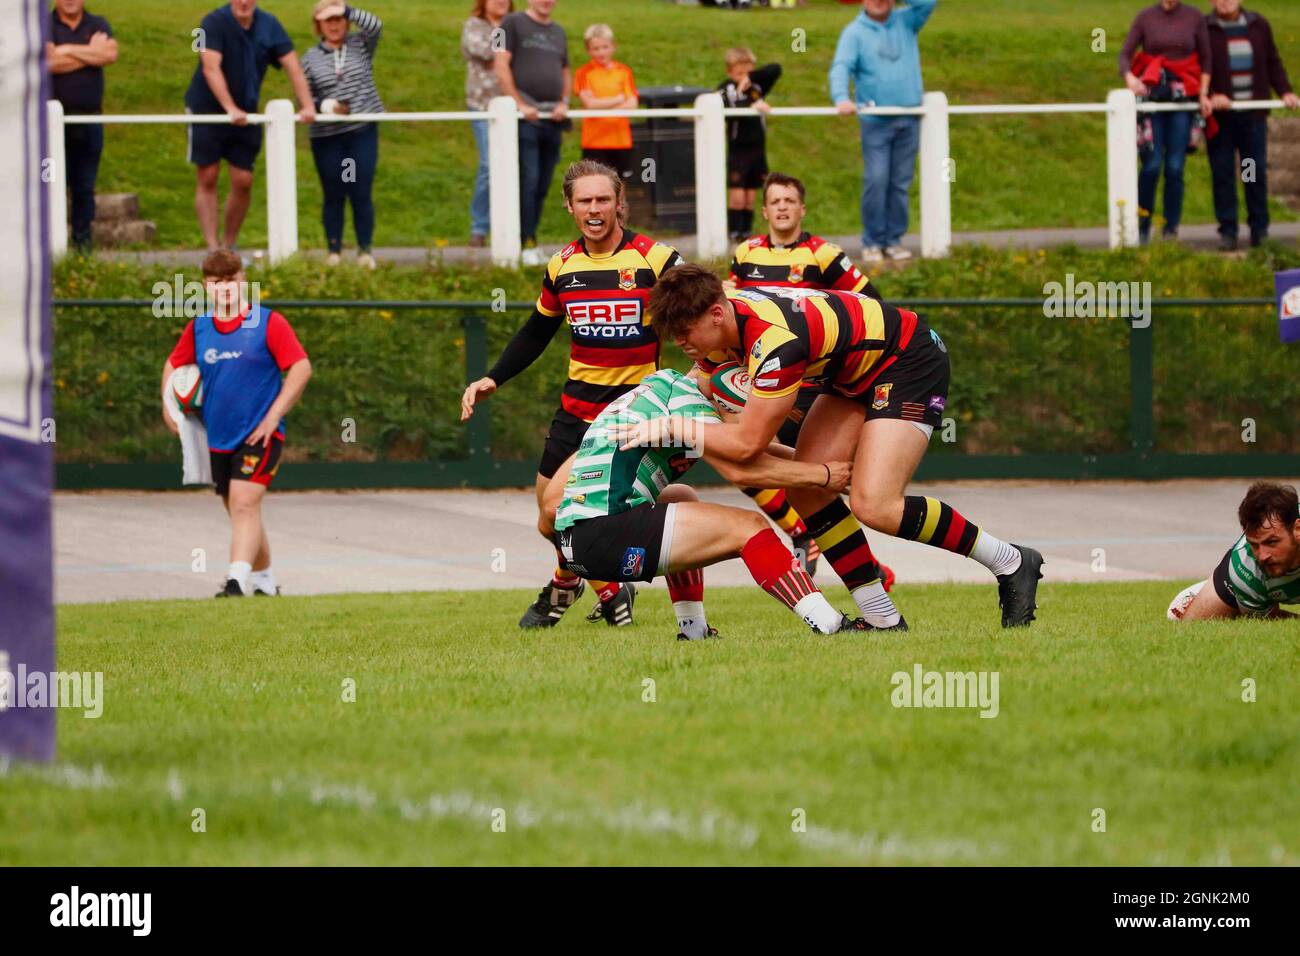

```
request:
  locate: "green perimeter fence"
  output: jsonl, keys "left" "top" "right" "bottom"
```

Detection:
{"left": 53, "top": 297, "right": 1300, "bottom": 489}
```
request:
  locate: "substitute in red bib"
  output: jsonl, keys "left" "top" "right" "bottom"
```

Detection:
{"left": 460, "top": 160, "right": 684, "bottom": 629}
{"left": 161, "top": 249, "right": 312, "bottom": 597}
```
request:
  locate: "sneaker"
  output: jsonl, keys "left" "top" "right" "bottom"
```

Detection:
{"left": 519, "top": 579, "right": 586, "bottom": 628}
{"left": 861, "top": 245, "right": 884, "bottom": 264}
{"left": 997, "top": 545, "right": 1044, "bottom": 628}
{"left": 1161, "top": 226, "right": 1178, "bottom": 242}
{"left": 599, "top": 582, "right": 637, "bottom": 627}
{"left": 214, "top": 578, "right": 245, "bottom": 598}
{"left": 357, "top": 252, "right": 377, "bottom": 270}
{"left": 520, "top": 246, "right": 545, "bottom": 267}
{"left": 791, "top": 532, "right": 820, "bottom": 577}
{"left": 326, "top": 252, "right": 342, "bottom": 267}
{"left": 676, "top": 626, "right": 720, "bottom": 642}
{"left": 1250, "top": 232, "right": 1268, "bottom": 248}
{"left": 468, "top": 234, "right": 487, "bottom": 248}
{"left": 1217, "top": 235, "right": 1238, "bottom": 252}
{"left": 884, "top": 244, "right": 912, "bottom": 261}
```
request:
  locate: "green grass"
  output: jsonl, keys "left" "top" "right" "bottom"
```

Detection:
{"left": 88, "top": 0, "right": 1300, "bottom": 248}
{"left": 3, "top": 582, "right": 1297, "bottom": 864}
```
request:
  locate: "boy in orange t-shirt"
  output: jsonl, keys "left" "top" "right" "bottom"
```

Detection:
{"left": 573, "top": 24, "right": 638, "bottom": 183}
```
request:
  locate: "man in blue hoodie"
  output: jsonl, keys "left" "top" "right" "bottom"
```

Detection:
{"left": 830, "top": 0, "right": 937, "bottom": 265}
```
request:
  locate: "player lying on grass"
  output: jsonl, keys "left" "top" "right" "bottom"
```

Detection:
{"left": 725, "top": 171, "right": 893, "bottom": 587}
{"left": 460, "top": 160, "right": 684, "bottom": 630}
{"left": 161, "top": 249, "right": 312, "bottom": 597}
{"left": 630, "top": 265, "right": 1044, "bottom": 629}
{"left": 1167, "top": 481, "right": 1300, "bottom": 622}
{"left": 543, "top": 367, "right": 873, "bottom": 639}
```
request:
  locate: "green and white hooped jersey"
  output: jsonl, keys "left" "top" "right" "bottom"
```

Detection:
{"left": 554, "top": 369, "right": 720, "bottom": 532}
{"left": 1226, "top": 533, "right": 1300, "bottom": 613}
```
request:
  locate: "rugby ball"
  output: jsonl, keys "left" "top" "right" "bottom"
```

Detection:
{"left": 1166, "top": 580, "right": 1205, "bottom": 621}
{"left": 172, "top": 364, "right": 204, "bottom": 414}
{"left": 710, "top": 362, "right": 750, "bottom": 414}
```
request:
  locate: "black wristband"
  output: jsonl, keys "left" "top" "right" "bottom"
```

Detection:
{"left": 822, "top": 464, "right": 831, "bottom": 488}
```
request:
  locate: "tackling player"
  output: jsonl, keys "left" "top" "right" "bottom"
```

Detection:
{"left": 727, "top": 171, "right": 890, "bottom": 585}
{"left": 1168, "top": 481, "right": 1300, "bottom": 621}
{"left": 460, "top": 160, "right": 684, "bottom": 629}
{"left": 545, "top": 368, "right": 870, "bottom": 639}
{"left": 639, "top": 266, "right": 1045, "bottom": 629}
{"left": 161, "top": 249, "right": 312, "bottom": 597}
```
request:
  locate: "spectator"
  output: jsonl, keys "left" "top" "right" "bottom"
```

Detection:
{"left": 718, "top": 47, "right": 780, "bottom": 242}
{"left": 1203, "top": 0, "right": 1299, "bottom": 250}
{"left": 831, "top": 0, "right": 937, "bottom": 265}
{"left": 46, "top": 0, "right": 118, "bottom": 253}
{"left": 574, "top": 24, "right": 638, "bottom": 185}
{"left": 495, "top": 0, "right": 570, "bottom": 267}
{"left": 185, "top": 0, "right": 316, "bottom": 253}
{"left": 462, "top": 0, "right": 514, "bottom": 248}
{"left": 302, "top": 2, "right": 385, "bottom": 269}
{"left": 1118, "top": 0, "right": 1211, "bottom": 244}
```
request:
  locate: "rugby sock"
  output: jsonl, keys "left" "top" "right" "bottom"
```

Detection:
{"left": 742, "top": 487, "right": 806, "bottom": 536}
{"left": 551, "top": 553, "right": 581, "bottom": 589}
{"left": 741, "top": 529, "right": 842, "bottom": 634}
{"left": 250, "top": 568, "right": 277, "bottom": 594}
{"left": 803, "top": 500, "right": 900, "bottom": 627}
{"left": 227, "top": 561, "right": 252, "bottom": 595}
{"left": 898, "top": 496, "right": 1021, "bottom": 576}
{"left": 595, "top": 581, "right": 621, "bottom": 603}
{"left": 667, "top": 568, "right": 707, "bottom": 638}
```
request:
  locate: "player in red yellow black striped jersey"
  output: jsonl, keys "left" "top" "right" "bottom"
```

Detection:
{"left": 727, "top": 172, "right": 889, "bottom": 584}
{"left": 642, "top": 266, "right": 1045, "bottom": 630}
{"left": 460, "top": 160, "right": 684, "bottom": 630}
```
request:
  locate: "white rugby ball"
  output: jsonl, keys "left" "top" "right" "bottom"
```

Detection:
{"left": 1166, "top": 580, "right": 1205, "bottom": 621}
{"left": 172, "top": 364, "right": 203, "bottom": 414}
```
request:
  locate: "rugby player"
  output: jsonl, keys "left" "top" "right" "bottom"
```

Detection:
{"left": 161, "top": 249, "right": 312, "bottom": 597}
{"left": 1168, "top": 481, "right": 1300, "bottom": 622}
{"left": 460, "top": 160, "right": 684, "bottom": 629}
{"left": 727, "top": 171, "right": 891, "bottom": 586}
{"left": 545, "top": 368, "right": 870, "bottom": 639}
{"left": 638, "top": 265, "right": 1045, "bottom": 629}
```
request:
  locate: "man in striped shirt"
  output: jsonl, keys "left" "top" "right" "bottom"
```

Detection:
{"left": 460, "top": 160, "right": 683, "bottom": 629}
{"left": 1171, "top": 481, "right": 1300, "bottom": 621}
{"left": 1203, "top": 0, "right": 1298, "bottom": 250}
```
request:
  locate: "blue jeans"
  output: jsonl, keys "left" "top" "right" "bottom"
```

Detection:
{"left": 518, "top": 119, "right": 563, "bottom": 243}
{"left": 1138, "top": 110, "right": 1191, "bottom": 234}
{"left": 859, "top": 115, "right": 920, "bottom": 248}
{"left": 470, "top": 116, "right": 490, "bottom": 238}
{"left": 65, "top": 122, "right": 103, "bottom": 251}
{"left": 310, "top": 124, "right": 379, "bottom": 252}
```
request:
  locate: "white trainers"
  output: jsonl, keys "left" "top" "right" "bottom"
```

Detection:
{"left": 861, "top": 245, "right": 884, "bottom": 264}
{"left": 326, "top": 252, "right": 341, "bottom": 267}
{"left": 884, "top": 245, "right": 913, "bottom": 261}
{"left": 357, "top": 252, "right": 377, "bottom": 270}
{"left": 520, "top": 246, "right": 545, "bottom": 267}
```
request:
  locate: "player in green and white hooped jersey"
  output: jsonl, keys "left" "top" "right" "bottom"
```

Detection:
{"left": 1170, "top": 481, "right": 1300, "bottom": 621}
{"left": 547, "top": 369, "right": 876, "bottom": 638}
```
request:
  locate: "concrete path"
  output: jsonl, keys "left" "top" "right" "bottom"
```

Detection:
{"left": 54, "top": 479, "right": 1278, "bottom": 604}
{"left": 93, "top": 222, "right": 1299, "bottom": 269}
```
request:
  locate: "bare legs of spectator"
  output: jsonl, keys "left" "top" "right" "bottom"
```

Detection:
{"left": 195, "top": 161, "right": 254, "bottom": 252}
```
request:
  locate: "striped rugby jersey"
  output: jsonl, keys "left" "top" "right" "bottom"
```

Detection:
{"left": 538, "top": 231, "right": 684, "bottom": 422}
{"left": 1223, "top": 533, "right": 1300, "bottom": 613}
{"left": 730, "top": 232, "right": 878, "bottom": 297}
{"left": 698, "top": 286, "right": 919, "bottom": 402}
{"left": 553, "top": 369, "right": 719, "bottom": 532}
{"left": 301, "top": 6, "right": 384, "bottom": 139}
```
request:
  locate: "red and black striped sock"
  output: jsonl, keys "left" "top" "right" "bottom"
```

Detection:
{"left": 802, "top": 499, "right": 881, "bottom": 590}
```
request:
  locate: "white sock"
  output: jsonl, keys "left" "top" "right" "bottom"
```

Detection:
{"left": 228, "top": 561, "right": 252, "bottom": 595}
{"left": 969, "top": 531, "right": 1022, "bottom": 577}
{"left": 850, "top": 580, "right": 901, "bottom": 628}
{"left": 673, "top": 601, "right": 708, "bottom": 639}
{"left": 251, "top": 568, "right": 277, "bottom": 594}
{"left": 792, "top": 592, "right": 844, "bottom": 634}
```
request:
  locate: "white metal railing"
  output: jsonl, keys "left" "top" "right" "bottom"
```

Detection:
{"left": 46, "top": 93, "right": 1291, "bottom": 265}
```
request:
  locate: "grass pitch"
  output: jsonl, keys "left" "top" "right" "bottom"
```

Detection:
{"left": 3, "top": 582, "right": 1297, "bottom": 866}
